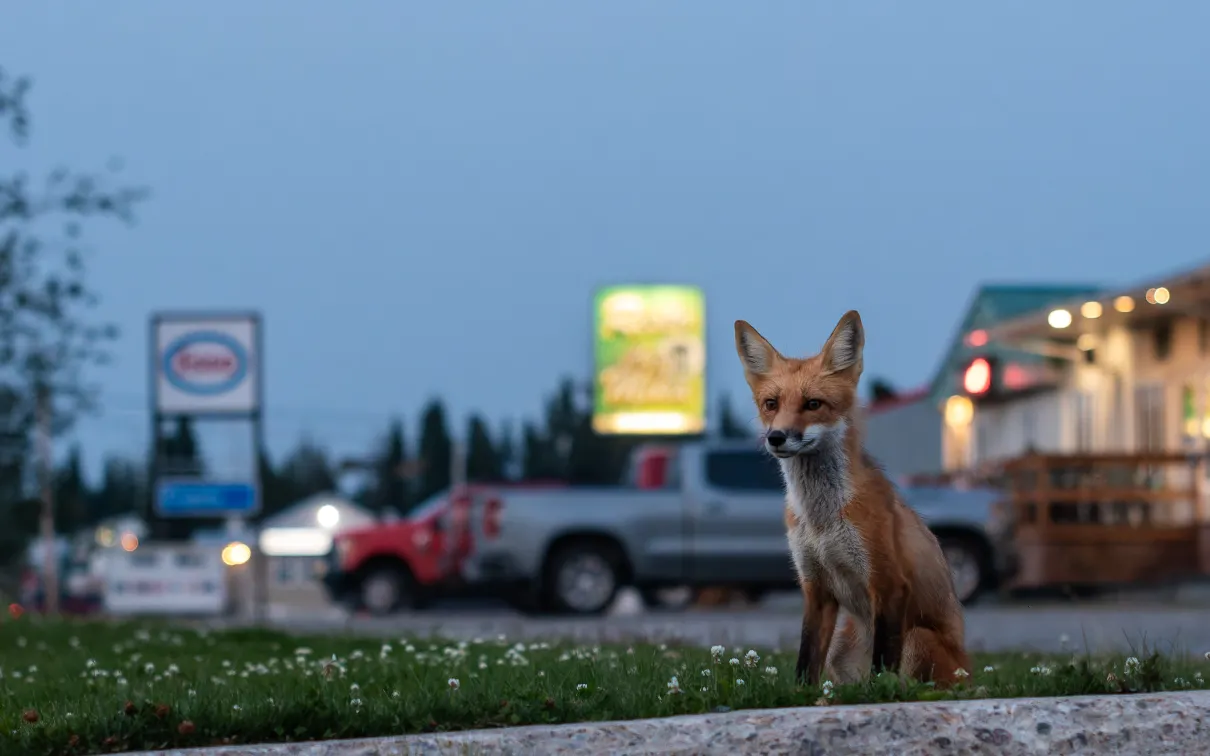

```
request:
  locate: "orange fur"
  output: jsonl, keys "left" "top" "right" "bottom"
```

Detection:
{"left": 735, "top": 311, "right": 970, "bottom": 688}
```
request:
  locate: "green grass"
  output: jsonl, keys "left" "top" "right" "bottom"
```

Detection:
{"left": 2, "top": 616, "right": 1208, "bottom": 756}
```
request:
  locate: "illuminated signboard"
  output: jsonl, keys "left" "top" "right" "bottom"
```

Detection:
{"left": 592, "top": 285, "right": 706, "bottom": 435}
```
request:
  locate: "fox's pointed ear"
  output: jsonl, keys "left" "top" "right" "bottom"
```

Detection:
{"left": 821, "top": 310, "right": 864, "bottom": 376}
{"left": 734, "top": 320, "right": 781, "bottom": 376}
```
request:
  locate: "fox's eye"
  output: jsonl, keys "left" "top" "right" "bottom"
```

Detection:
{"left": 762, "top": 398, "right": 778, "bottom": 412}
{"left": 803, "top": 399, "right": 822, "bottom": 411}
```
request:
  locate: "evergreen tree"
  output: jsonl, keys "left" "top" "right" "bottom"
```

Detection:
{"left": 415, "top": 400, "right": 452, "bottom": 504}
{"left": 868, "top": 377, "right": 897, "bottom": 403}
{"left": 521, "top": 421, "right": 558, "bottom": 480}
{"left": 255, "top": 450, "right": 289, "bottom": 522}
{"left": 718, "top": 393, "right": 752, "bottom": 438}
{"left": 497, "top": 419, "right": 518, "bottom": 480}
{"left": 465, "top": 414, "right": 502, "bottom": 482}
{"left": 544, "top": 378, "right": 580, "bottom": 480}
{"left": 371, "top": 417, "right": 409, "bottom": 515}
{"left": 278, "top": 436, "right": 337, "bottom": 502}
{"left": 154, "top": 416, "right": 205, "bottom": 478}
{"left": 94, "top": 456, "right": 141, "bottom": 523}
{"left": 53, "top": 445, "right": 89, "bottom": 534}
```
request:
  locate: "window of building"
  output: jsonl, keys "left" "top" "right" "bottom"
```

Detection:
{"left": 274, "top": 558, "right": 297, "bottom": 586}
{"left": 1183, "top": 383, "right": 1198, "bottom": 440}
{"left": 1022, "top": 405, "right": 1038, "bottom": 449}
{"left": 1134, "top": 384, "right": 1166, "bottom": 452}
{"left": 1110, "top": 372, "right": 1126, "bottom": 449}
{"left": 1153, "top": 322, "right": 1173, "bottom": 362}
{"left": 1073, "top": 391, "right": 1094, "bottom": 451}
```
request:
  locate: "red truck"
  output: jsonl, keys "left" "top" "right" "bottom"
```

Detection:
{"left": 319, "top": 482, "right": 561, "bottom": 615}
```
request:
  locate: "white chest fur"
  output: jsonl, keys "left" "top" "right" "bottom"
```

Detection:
{"left": 779, "top": 450, "right": 872, "bottom": 620}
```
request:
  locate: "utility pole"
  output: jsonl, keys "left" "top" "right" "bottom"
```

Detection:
{"left": 36, "top": 382, "right": 59, "bottom": 616}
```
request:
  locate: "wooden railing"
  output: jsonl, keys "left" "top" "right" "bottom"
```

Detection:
{"left": 998, "top": 453, "right": 1210, "bottom": 589}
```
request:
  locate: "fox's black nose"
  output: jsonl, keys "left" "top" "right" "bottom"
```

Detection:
{"left": 767, "top": 430, "right": 787, "bottom": 447}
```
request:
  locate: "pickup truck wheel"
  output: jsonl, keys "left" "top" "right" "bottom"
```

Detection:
{"left": 938, "top": 535, "right": 987, "bottom": 605}
{"left": 359, "top": 566, "right": 414, "bottom": 616}
{"left": 546, "top": 544, "right": 622, "bottom": 616}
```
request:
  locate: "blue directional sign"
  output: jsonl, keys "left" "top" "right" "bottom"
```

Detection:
{"left": 156, "top": 479, "right": 259, "bottom": 517}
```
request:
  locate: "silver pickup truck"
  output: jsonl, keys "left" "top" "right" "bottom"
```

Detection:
{"left": 461, "top": 441, "right": 1015, "bottom": 615}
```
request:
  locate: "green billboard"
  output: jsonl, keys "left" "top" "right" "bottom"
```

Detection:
{"left": 593, "top": 285, "right": 706, "bottom": 435}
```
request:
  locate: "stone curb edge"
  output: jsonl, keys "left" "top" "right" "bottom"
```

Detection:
{"left": 129, "top": 689, "right": 1210, "bottom": 755}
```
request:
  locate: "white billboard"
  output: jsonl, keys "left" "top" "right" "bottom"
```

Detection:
{"left": 153, "top": 313, "right": 260, "bottom": 415}
{"left": 100, "top": 544, "right": 228, "bottom": 616}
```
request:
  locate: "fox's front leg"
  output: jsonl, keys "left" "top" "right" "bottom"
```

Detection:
{"left": 795, "top": 580, "right": 838, "bottom": 685}
{"left": 872, "top": 590, "right": 906, "bottom": 674}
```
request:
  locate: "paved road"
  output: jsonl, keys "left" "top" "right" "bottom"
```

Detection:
{"left": 233, "top": 596, "right": 1210, "bottom": 656}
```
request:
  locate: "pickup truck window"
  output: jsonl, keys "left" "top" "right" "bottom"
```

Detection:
{"left": 705, "top": 450, "right": 783, "bottom": 492}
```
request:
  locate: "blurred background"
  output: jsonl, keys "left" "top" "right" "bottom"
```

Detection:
{"left": 3, "top": 3, "right": 1210, "bottom": 648}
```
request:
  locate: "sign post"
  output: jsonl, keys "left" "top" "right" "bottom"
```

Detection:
{"left": 150, "top": 311, "right": 264, "bottom": 620}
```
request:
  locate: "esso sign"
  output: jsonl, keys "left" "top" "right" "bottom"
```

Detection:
{"left": 162, "top": 331, "right": 248, "bottom": 396}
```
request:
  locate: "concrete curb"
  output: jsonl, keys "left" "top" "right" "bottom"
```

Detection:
{"left": 129, "top": 690, "right": 1210, "bottom": 755}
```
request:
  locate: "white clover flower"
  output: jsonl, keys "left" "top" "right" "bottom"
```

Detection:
{"left": 763, "top": 666, "right": 778, "bottom": 677}
{"left": 736, "top": 679, "right": 745, "bottom": 686}
{"left": 983, "top": 665, "right": 995, "bottom": 673}
{"left": 576, "top": 683, "right": 588, "bottom": 691}
{"left": 710, "top": 645, "right": 725, "bottom": 663}
{"left": 729, "top": 657, "right": 740, "bottom": 667}
{"left": 667, "top": 675, "right": 682, "bottom": 694}
{"left": 954, "top": 668, "right": 970, "bottom": 679}
{"left": 821, "top": 680, "right": 834, "bottom": 698}
{"left": 1124, "top": 657, "right": 1141, "bottom": 673}
{"left": 701, "top": 669, "right": 711, "bottom": 677}
{"left": 448, "top": 678, "right": 460, "bottom": 691}
{"left": 744, "top": 650, "right": 760, "bottom": 669}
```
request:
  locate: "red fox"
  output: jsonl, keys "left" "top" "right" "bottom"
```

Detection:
{"left": 734, "top": 310, "right": 970, "bottom": 688}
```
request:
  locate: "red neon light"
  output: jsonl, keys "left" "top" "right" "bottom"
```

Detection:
{"left": 964, "top": 358, "right": 992, "bottom": 395}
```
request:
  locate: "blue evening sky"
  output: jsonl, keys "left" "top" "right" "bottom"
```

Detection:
{"left": 3, "top": 2, "right": 1208, "bottom": 481}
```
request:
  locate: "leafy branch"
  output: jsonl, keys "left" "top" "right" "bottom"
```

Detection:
{"left": 0, "top": 65, "right": 149, "bottom": 451}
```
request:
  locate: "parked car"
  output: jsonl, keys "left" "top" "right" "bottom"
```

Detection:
{"left": 318, "top": 482, "right": 562, "bottom": 615}
{"left": 459, "top": 441, "right": 1014, "bottom": 615}
{"left": 319, "top": 493, "right": 464, "bottom": 614}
